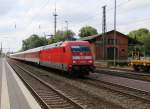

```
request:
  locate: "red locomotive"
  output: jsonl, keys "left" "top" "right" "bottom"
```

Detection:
{"left": 10, "top": 41, "right": 95, "bottom": 76}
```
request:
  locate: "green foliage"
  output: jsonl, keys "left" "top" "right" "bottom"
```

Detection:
{"left": 128, "top": 28, "right": 150, "bottom": 56}
{"left": 22, "top": 34, "right": 48, "bottom": 51}
{"left": 144, "top": 35, "right": 150, "bottom": 55}
{"left": 129, "top": 28, "right": 149, "bottom": 41}
{"left": 48, "top": 30, "right": 75, "bottom": 44}
{"left": 53, "top": 30, "right": 66, "bottom": 43}
{"left": 79, "top": 26, "right": 98, "bottom": 37}
{"left": 63, "top": 30, "right": 75, "bottom": 40}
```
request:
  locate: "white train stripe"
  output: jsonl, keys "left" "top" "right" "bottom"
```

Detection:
{"left": 72, "top": 56, "right": 92, "bottom": 60}
{"left": 72, "top": 56, "right": 80, "bottom": 60}
{"left": 25, "top": 58, "right": 39, "bottom": 63}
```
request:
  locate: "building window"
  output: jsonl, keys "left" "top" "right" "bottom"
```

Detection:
{"left": 107, "top": 39, "right": 117, "bottom": 45}
{"left": 122, "top": 49, "right": 125, "bottom": 52}
{"left": 96, "top": 40, "right": 103, "bottom": 44}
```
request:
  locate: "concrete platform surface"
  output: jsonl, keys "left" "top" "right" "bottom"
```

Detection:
{"left": 0, "top": 58, "right": 42, "bottom": 109}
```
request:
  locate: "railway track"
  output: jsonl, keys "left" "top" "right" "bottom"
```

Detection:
{"left": 10, "top": 62, "right": 85, "bottom": 109}
{"left": 8, "top": 59, "right": 150, "bottom": 109}
{"left": 79, "top": 77, "right": 150, "bottom": 103}
{"left": 7, "top": 59, "right": 126, "bottom": 109}
{"left": 96, "top": 68, "right": 150, "bottom": 82}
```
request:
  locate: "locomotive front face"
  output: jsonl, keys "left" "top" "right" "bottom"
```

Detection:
{"left": 69, "top": 45, "right": 95, "bottom": 75}
{"left": 71, "top": 45, "right": 93, "bottom": 65}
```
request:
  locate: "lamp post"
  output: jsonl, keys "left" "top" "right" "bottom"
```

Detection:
{"left": 113, "top": 0, "right": 117, "bottom": 66}
{"left": 65, "top": 20, "right": 69, "bottom": 40}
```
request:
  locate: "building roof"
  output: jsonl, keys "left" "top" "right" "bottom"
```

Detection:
{"left": 128, "top": 37, "right": 143, "bottom": 46}
{"left": 80, "top": 30, "right": 143, "bottom": 45}
{"left": 80, "top": 34, "right": 99, "bottom": 41}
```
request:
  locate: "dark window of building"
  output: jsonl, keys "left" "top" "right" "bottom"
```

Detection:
{"left": 107, "top": 47, "right": 118, "bottom": 59}
{"left": 107, "top": 39, "right": 117, "bottom": 45}
{"left": 96, "top": 40, "right": 103, "bottom": 44}
{"left": 122, "top": 49, "right": 125, "bottom": 52}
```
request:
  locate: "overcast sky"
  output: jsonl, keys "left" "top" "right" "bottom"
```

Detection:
{"left": 0, "top": 0, "right": 150, "bottom": 52}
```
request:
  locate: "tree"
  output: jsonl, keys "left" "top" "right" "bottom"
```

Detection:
{"left": 129, "top": 28, "right": 149, "bottom": 42}
{"left": 22, "top": 34, "right": 48, "bottom": 51}
{"left": 79, "top": 26, "right": 98, "bottom": 37}
{"left": 63, "top": 30, "right": 75, "bottom": 40}
{"left": 53, "top": 30, "right": 65, "bottom": 43}
{"left": 128, "top": 28, "right": 150, "bottom": 56}
{"left": 48, "top": 30, "right": 75, "bottom": 44}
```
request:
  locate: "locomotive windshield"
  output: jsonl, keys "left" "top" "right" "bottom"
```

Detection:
{"left": 71, "top": 46, "right": 90, "bottom": 52}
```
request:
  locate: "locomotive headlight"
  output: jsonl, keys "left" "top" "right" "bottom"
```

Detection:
{"left": 88, "top": 60, "right": 93, "bottom": 63}
{"left": 72, "top": 56, "right": 80, "bottom": 60}
{"left": 73, "top": 60, "right": 77, "bottom": 64}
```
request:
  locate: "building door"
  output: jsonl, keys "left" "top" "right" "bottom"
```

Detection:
{"left": 95, "top": 44, "right": 102, "bottom": 60}
{"left": 107, "top": 47, "right": 118, "bottom": 60}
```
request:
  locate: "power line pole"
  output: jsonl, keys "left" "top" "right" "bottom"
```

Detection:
{"left": 0, "top": 43, "right": 2, "bottom": 57}
{"left": 65, "top": 20, "right": 69, "bottom": 40}
{"left": 65, "top": 21, "right": 68, "bottom": 32}
{"left": 53, "top": 5, "right": 58, "bottom": 38}
{"left": 102, "top": 5, "right": 107, "bottom": 60}
{"left": 114, "top": 0, "right": 117, "bottom": 66}
{"left": 39, "top": 24, "right": 41, "bottom": 35}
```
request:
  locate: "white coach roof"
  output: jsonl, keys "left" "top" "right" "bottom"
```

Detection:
{"left": 10, "top": 41, "right": 64, "bottom": 56}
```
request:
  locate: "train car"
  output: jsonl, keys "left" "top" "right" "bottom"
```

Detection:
{"left": 129, "top": 50, "right": 150, "bottom": 72}
{"left": 129, "top": 59, "right": 150, "bottom": 72}
{"left": 10, "top": 41, "right": 95, "bottom": 76}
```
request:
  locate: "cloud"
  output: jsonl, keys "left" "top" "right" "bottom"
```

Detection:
{"left": 0, "top": 0, "right": 17, "bottom": 15}
{"left": 0, "top": 0, "right": 150, "bottom": 52}
{"left": 119, "top": 0, "right": 150, "bottom": 12}
{"left": 127, "top": 0, "right": 150, "bottom": 9}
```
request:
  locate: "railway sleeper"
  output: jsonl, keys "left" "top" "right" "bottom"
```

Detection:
{"left": 38, "top": 92, "right": 55, "bottom": 95}
{"left": 48, "top": 103, "right": 72, "bottom": 108}
{"left": 47, "top": 101, "right": 69, "bottom": 105}
{"left": 48, "top": 101, "right": 68, "bottom": 105}
{"left": 39, "top": 93, "right": 57, "bottom": 96}
{"left": 40, "top": 94, "right": 60, "bottom": 98}
{"left": 44, "top": 98, "right": 64, "bottom": 101}
{"left": 43, "top": 98, "right": 64, "bottom": 101}
{"left": 37, "top": 90, "right": 55, "bottom": 93}
{"left": 45, "top": 100, "right": 67, "bottom": 104}
{"left": 49, "top": 106, "right": 74, "bottom": 109}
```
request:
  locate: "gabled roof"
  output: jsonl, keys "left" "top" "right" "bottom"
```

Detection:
{"left": 80, "top": 34, "right": 100, "bottom": 41}
{"left": 80, "top": 30, "right": 143, "bottom": 45}
{"left": 128, "top": 37, "right": 143, "bottom": 45}
{"left": 80, "top": 30, "right": 128, "bottom": 41}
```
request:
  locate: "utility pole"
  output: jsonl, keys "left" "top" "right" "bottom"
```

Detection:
{"left": 14, "top": 24, "right": 16, "bottom": 29}
{"left": 0, "top": 43, "right": 2, "bottom": 57}
{"left": 53, "top": 5, "right": 58, "bottom": 38}
{"left": 65, "top": 20, "right": 69, "bottom": 40}
{"left": 114, "top": 0, "right": 117, "bottom": 66}
{"left": 39, "top": 24, "right": 41, "bottom": 35}
{"left": 65, "top": 21, "right": 68, "bottom": 32}
{"left": 102, "top": 5, "right": 107, "bottom": 60}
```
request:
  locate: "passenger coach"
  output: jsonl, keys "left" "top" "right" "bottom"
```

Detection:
{"left": 10, "top": 41, "right": 95, "bottom": 76}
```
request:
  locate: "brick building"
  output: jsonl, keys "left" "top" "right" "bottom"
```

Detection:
{"left": 80, "top": 30, "right": 142, "bottom": 60}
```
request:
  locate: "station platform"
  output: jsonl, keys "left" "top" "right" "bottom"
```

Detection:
{"left": 0, "top": 58, "right": 42, "bottom": 109}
